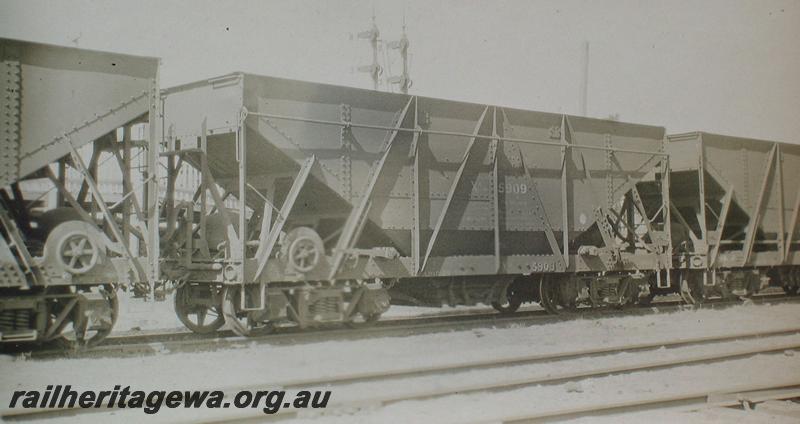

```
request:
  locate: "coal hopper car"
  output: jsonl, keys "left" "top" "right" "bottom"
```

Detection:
{"left": 666, "top": 132, "right": 800, "bottom": 302}
{"left": 0, "top": 38, "right": 160, "bottom": 346}
{"left": 160, "top": 73, "right": 672, "bottom": 335}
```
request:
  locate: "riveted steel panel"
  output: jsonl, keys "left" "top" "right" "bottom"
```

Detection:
{"left": 0, "top": 44, "right": 21, "bottom": 188}
{"left": 0, "top": 237, "right": 27, "bottom": 288}
{"left": 0, "top": 38, "right": 159, "bottom": 184}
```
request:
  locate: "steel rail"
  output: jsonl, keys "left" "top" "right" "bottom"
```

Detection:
{"left": 23, "top": 292, "right": 800, "bottom": 360}
{"left": 4, "top": 311, "right": 800, "bottom": 421}
{"left": 199, "top": 333, "right": 800, "bottom": 424}
{"left": 265, "top": 326, "right": 800, "bottom": 390}
{"left": 490, "top": 382, "right": 800, "bottom": 423}
{"left": 26, "top": 308, "right": 552, "bottom": 359}
{"left": 138, "top": 329, "right": 800, "bottom": 424}
{"left": 6, "top": 325, "right": 800, "bottom": 422}
{"left": 245, "top": 111, "right": 668, "bottom": 157}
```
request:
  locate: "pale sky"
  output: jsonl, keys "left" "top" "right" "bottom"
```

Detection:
{"left": 1, "top": 0, "right": 798, "bottom": 142}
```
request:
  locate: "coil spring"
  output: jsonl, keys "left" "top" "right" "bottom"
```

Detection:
{"left": 0, "top": 309, "right": 31, "bottom": 331}
{"left": 309, "top": 296, "right": 340, "bottom": 315}
{"left": 597, "top": 282, "right": 618, "bottom": 299}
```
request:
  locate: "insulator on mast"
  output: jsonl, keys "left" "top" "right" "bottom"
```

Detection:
{"left": 386, "top": 18, "right": 411, "bottom": 94}
{"left": 357, "top": 15, "right": 382, "bottom": 90}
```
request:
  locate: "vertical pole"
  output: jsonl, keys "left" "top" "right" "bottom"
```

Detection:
{"left": 560, "top": 115, "right": 570, "bottom": 269}
{"left": 237, "top": 110, "right": 247, "bottom": 285}
{"left": 662, "top": 155, "right": 672, "bottom": 288}
{"left": 398, "top": 22, "right": 410, "bottom": 94}
{"left": 491, "top": 107, "right": 501, "bottom": 273}
{"left": 164, "top": 125, "right": 177, "bottom": 237}
{"left": 371, "top": 19, "right": 379, "bottom": 91}
{"left": 200, "top": 118, "right": 209, "bottom": 245}
{"left": 777, "top": 144, "right": 785, "bottom": 258}
{"left": 411, "top": 97, "right": 421, "bottom": 275}
{"left": 146, "top": 72, "right": 161, "bottom": 292}
{"left": 697, "top": 134, "right": 708, "bottom": 256}
{"left": 122, "top": 125, "right": 132, "bottom": 245}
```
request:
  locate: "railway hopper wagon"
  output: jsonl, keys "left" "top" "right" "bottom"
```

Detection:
{"left": 0, "top": 38, "right": 160, "bottom": 346}
{"left": 667, "top": 132, "right": 800, "bottom": 302}
{"left": 160, "top": 73, "right": 673, "bottom": 335}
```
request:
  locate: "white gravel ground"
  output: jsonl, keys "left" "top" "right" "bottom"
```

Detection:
{"left": 115, "top": 291, "right": 185, "bottom": 332}
{"left": 2, "top": 302, "right": 799, "bottom": 423}
{"left": 564, "top": 400, "right": 800, "bottom": 424}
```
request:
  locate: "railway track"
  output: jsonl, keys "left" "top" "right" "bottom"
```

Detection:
{"left": 18, "top": 292, "right": 800, "bottom": 360}
{"left": 26, "top": 308, "right": 551, "bottom": 359}
{"left": 195, "top": 327, "right": 800, "bottom": 423}
{"left": 4, "top": 321, "right": 800, "bottom": 422}
{"left": 489, "top": 382, "right": 800, "bottom": 423}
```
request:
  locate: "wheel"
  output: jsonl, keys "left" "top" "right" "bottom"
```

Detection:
{"left": 44, "top": 220, "right": 106, "bottom": 275}
{"left": 491, "top": 296, "right": 522, "bottom": 314}
{"left": 637, "top": 289, "right": 657, "bottom": 306}
{"left": 538, "top": 276, "right": 575, "bottom": 314}
{"left": 57, "top": 285, "right": 119, "bottom": 348}
{"left": 57, "top": 233, "right": 99, "bottom": 274}
{"left": 345, "top": 312, "right": 381, "bottom": 329}
{"left": 679, "top": 271, "right": 704, "bottom": 305}
{"left": 174, "top": 284, "right": 225, "bottom": 334}
{"left": 742, "top": 271, "right": 762, "bottom": 298}
{"left": 221, "top": 285, "right": 272, "bottom": 337}
{"left": 245, "top": 318, "right": 276, "bottom": 336}
{"left": 289, "top": 237, "right": 320, "bottom": 273}
{"left": 613, "top": 278, "right": 640, "bottom": 308}
{"left": 776, "top": 268, "right": 798, "bottom": 296}
{"left": 281, "top": 227, "right": 324, "bottom": 274}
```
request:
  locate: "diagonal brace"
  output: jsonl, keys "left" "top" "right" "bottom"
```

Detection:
{"left": 328, "top": 97, "right": 414, "bottom": 280}
{"left": 253, "top": 156, "right": 316, "bottom": 281}
{"left": 420, "top": 105, "right": 489, "bottom": 272}
{"left": 741, "top": 144, "right": 777, "bottom": 266}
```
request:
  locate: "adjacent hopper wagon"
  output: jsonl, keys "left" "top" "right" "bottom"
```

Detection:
{"left": 667, "top": 132, "right": 800, "bottom": 301}
{"left": 0, "top": 38, "right": 159, "bottom": 345}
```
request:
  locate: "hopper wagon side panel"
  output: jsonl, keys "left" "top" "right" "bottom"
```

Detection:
{"left": 161, "top": 74, "right": 675, "bottom": 333}
{"left": 234, "top": 74, "right": 668, "bottom": 280}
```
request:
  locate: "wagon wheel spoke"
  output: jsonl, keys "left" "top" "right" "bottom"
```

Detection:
{"left": 56, "top": 232, "right": 99, "bottom": 274}
{"left": 221, "top": 286, "right": 273, "bottom": 337}
{"left": 66, "top": 239, "right": 88, "bottom": 268}
{"left": 287, "top": 233, "right": 322, "bottom": 273}
{"left": 174, "top": 284, "right": 225, "bottom": 334}
{"left": 195, "top": 308, "right": 207, "bottom": 327}
{"left": 57, "top": 286, "right": 119, "bottom": 349}
{"left": 492, "top": 287, "right": 522, "bottom": 314}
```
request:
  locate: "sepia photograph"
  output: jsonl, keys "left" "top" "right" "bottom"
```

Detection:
{"left": 0, "top": 0, "right": 799, "bottom": 422}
